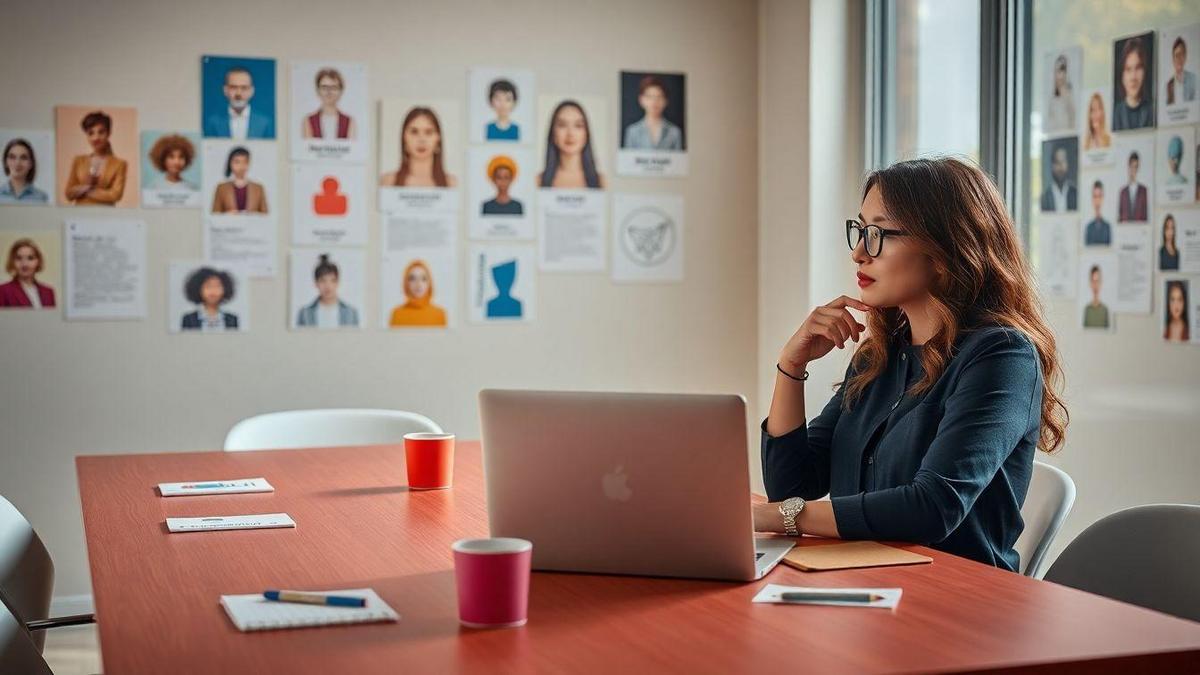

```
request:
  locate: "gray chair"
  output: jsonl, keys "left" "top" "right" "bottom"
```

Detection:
{"left": 224, "top": 408, "right": 443, "bottom": 451}
{"left": 1014, "top": 461, "right": 1076, "bottom": 578}
{"left": 0, "top": 599, "right": 52, "bottom": 675}
{"left": 0, "top": 495, "right": 95, "bottom": 653}
{"left": 1043, "top": 503, "right": 1200, "bottom": 622}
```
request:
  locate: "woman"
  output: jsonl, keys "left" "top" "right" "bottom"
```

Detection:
{"left": 0, "top": 239, "right": 55, "bottom": 308}
{"left": 211, "top": 146, "right": 267, "bottom": 214}
{"left": 147, "top": 134, "right": 198, "bottom": 192}
{"left": 302, "top": 68, "right": 356, "bottom": 140}
{"left": 180, "top": 267, "right": 238, "bottom": 331}
{"left": 1113, "top": 37, "right": 1153, "bottom": 130}
{"left": 754, "top": 157, "right": 1067, "bottom": 573}
{"left": 538, "top": 100, "right": 605, "bottom": 189}
{"left": 64, "top": 111, "right": 127, "bottom": 205}
{"left": 296, "top": 254, "right": 359, "bottom": 328}
{"left": 380, "top": 107, "right": 456, "bottom": 188}
{"left": 389, "top": 260, "right": 446, "bottom": 327}
{"left": 1082, "top": 265, "right": 1109, "bottom": 329}
{"left": 623, "top": 75, "right": 683, "bottom": 151}
{"left": 1045, "top": 55, "right": 1075, "bottom": 133}
{"left": 1164, "top": 280, "right": 1190, "bottom": 343}
{"left": 1083, "top": 93, "right": 1110, "bottom": 150}
{"left": 1160, "top": 214, "right": 1180, "bottom": 271}
{"left": 481, "top": 155, "right": 523, "bottom": 215}
{"left": 1, "top": 139, "right": 49, "bottom": 203}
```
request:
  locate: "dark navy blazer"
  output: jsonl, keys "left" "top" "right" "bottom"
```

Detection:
{"left": 762, "top": 326, "right": 1043, "bottom": 572}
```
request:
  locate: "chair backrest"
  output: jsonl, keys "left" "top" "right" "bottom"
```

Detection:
{"left": 1014, "top": 461, "right": 1076, "bottom": 578}
{"left": 1043, "top": 503, "right": 1200, "bottom": 623}
{"left": 0, "top": 496, "right": 53, "bottom": 652}
{"left": 0, "top": 599, "right": 52, "bottom": 675}
{"left": 224, "top": 408, "right": 443, "bottom": 451}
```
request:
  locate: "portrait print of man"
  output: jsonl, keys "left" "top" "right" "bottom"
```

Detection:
{"left": 205, "top": 66, "right": 274, "bottom": 140}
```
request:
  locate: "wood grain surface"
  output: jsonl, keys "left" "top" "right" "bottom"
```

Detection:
{"left": 76, "top": 442, "right": 1200, "bottom": 674}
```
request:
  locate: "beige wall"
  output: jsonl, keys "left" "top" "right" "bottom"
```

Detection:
{"left": 0, "top": 0, "right": 760, "bottom": 599}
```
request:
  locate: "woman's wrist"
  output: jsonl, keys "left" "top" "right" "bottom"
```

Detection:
{"left": 776, "top": 359, "right": 809, "bottom": 381}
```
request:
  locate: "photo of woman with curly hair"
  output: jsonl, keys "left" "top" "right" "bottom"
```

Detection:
{"left": 177, "top": 265, "right": 240, "bottom": 331}
{"left": 141, "top": 131, "right": 201, "bottom": 207}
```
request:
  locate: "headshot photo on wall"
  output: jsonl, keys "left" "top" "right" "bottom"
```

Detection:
{"left": 168, "top": 261, "right": 249, "bottom": 333}
{"left": 0, "top": 232, "right": 58, "bottom": 309}
{"left": 381, "top": 248, "right": 456, "bottom": 329}
{"left": 467, "top": 243, "right": 535, "bottom": 323}
{"left": 140, "top": 131, "right": 201, "bottom": 208}
{"left": 55, "top": 106, "right": 138, "bottom": 208}
{"left": 290, "top": 61, "right": 368, "bottom": 162}
{"left": 467, "top": 146, "right": 535, "bottom": 239}
{"left": 1042, "top": 47, "right": 1082, "bottom": 136}
{"left": 618, "top": 71, "right": 688, "bottom": 177}
{"left": 202, "top": 139, "right": 277, "bottom": 216}
{"left": 1078, "top": 253, "right": 1117, "bottom": 332}
{"left": 1158, "top": 126, "right": 1196, "bottom": 204}
{"left": 537, "top": 96, "right": 607, "bottom": 190}
{"left": 1114, "top": 135, "right": 1155, "bottom": 222}
{"left": 1163, "top": 278, "right": 1191, "bottom": 343}
{"left": 1159, "top": 24, "right": 1200, "bottom": 126}
{"left": 289, "top": 249, "right": 364, "bottom": 330}
{"left": 1081, "top": 90, "right": 1113, "bottom": 166}
{"left": 468, "top": 68, "right": 535, "bottom": 145}
{"left": 201, "top": 55, "right": 276, "bottom": 140}
{"left": 1080, "top": 172, "right": 1116, "bottom": 247}
{"left": 378, "top": 100, "right": 461, "bottom": 190}
{"left": 1040, "top": 136, "right": 1079, "bottom": 213}
{"left": 1112, "top": 32, "right": 1156, "bottom": 132}
{"left": 0, "top": 130, "right": 54, "bottom": 205}
{"left": 1159, "top": 213, "right": 1182, "bottom": 271}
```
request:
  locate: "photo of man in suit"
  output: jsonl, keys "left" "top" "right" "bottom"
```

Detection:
{"left": 1119, "top": 151, "right": 1149, "bottom": 221}
{"left": 204, "top": 66, "right": 274, "bottom": 140}
{"left": 1083, "top": 180, "right": 1112, "bottom": 246}
{"left": 1040, "top": 139, "right": 1077, "bottom": 213}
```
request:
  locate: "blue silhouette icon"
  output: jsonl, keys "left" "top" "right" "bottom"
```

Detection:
{"left": 486, "top": 260, "right": 523, "bottom": 318}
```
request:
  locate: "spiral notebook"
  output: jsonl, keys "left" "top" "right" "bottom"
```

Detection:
{"left": 220, "top": 588, "right": 400, "bottom": 632}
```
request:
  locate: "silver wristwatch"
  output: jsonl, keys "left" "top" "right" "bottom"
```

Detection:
{"left": 778, "top": 497, "right": 806, "bottom": 537}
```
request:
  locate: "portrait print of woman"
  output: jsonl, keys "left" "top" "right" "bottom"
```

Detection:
{"left": 296, "top": 253, "right": 360, "bottom": 328}
{"left": 180, "top": 266, "right": 239, "bottom": 331}
{"left": 147, "top": 134, "right": 199, "bottom": 192}
{"left": 1113, "top": 34, "right": 1155, "bottom": 131}
{"left": 1164, "top": 280, "right": 1190, "bottom": 343}
{"left": 65, "top": 111, "right": 128, "bottom": 205}
{"left": 211, "top": 146, "right": 267, "bottom": 214}
{"left": 1083, "top": 92, "right": 1111, "bottom": 150}
{"left": 538, "top": 100, "right": 605, "bottom": 189}
{"left": 0, "top": 238, "right": 55, "bottom": 308}
{"left": 302, "top": 68, "right": 356, "bottom": 141}
{"left": 379, "top": 107, "right": 456, "bottom": 188}
{"left": 1, "top": 139, "right": 49, "bottom": 203}
{"left": 482, "top": 155, "right": 523, "bottom": 216}
{"left": 389, "top": 259, "right": 447, "bottom": 327}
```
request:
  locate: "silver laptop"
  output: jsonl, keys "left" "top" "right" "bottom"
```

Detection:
{"left": 478, "top": 389, "right": 794, "bottom": 582}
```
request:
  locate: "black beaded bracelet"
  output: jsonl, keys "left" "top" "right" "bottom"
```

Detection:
{"left": 776, "top": 363, "right": 809, "bottom": 381}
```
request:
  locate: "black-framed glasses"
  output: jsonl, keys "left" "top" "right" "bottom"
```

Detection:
{"left": 846, "top": 219, "right": 910, "bottom": 257}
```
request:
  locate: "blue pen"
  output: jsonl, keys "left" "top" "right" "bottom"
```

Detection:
{"left": 263, "top": 590, "right": 366, "bottom": 608}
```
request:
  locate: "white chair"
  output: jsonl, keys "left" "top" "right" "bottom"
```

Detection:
{"left": 224, "top": 408, "right": 443, "bottom": 451}
{"left": 0, "top": 600, "right": 52, "bottom": 675}
{"left": 1044, "top": 504, "right": 1200, "bottom": 623}
{"left": 0, "top": 496, "right": 95, "bottom": 654}
{"left": 1014, "top": 460, "right": 1075, "bottom": 578}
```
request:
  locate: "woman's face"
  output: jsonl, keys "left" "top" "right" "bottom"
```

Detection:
{"left": 86, "top": 124, "right": 110, "bottom": 153}
{"left": 1165, "top": 217, "right": 1176, "bottom": 242}
{"left": 316, "top": 271, "right": 339, "bottom": 302}
{"left": 638, "top": 86, "right": 668, "bottom": 118}
{"left": 1169, "top": 285, "right": 1185, "bottom": 320}
{"left": 405, "top": 266, "right": 430, "bottom": 299}
{"left": 492, "top": 166, "right": 513, "bottom": 192}
{"left": 200, "top": 276, "right": 225, "bottom": 307}
{"left": 164, "top": 149, "right": 186, "bottom": 177}
{"left": 5, "top": 145, "right": 31, "bottom": 181}
{"left": 552, "top": 106, "right": 588, "bottom": 156}
{"left": 404, "top": 115, "right": 440, "bottom": 161}
{"left": 317, "top": 76, "right": 343, "bottom": 106}
{"left": 230, "top": 154, "right": 249, "bottom": 179}
{"left": 852, "top": 185, "right": 934, "bottom": 308}
{"left": 1122, "top": 50, "right": 1145, "bottom": 99}
{"left": 12, "top": 246, "right": 39, "bottom": 280}
{"left": 1088, "top": 97, "right": 1104, "bottom": 130}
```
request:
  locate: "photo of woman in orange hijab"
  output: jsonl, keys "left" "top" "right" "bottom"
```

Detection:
{"left": 389, "top": 259, "right": 447, "bottom": 327}
{"left": 65, "top": 111, "right": 128, "bottom": 205}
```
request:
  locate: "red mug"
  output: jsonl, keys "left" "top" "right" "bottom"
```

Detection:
{"left": 404, "top": 433, "right": 454, "bottom": 490}
{"left": 453, "top": 537, "right": 532, "bottom": 628}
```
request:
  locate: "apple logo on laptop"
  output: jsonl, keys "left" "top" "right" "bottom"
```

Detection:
{"left": 602, "top": 464, "right": 633, "bottom": 502}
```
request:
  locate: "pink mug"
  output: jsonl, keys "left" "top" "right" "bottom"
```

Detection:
{"left": 452, "top": 537, "right": 532, "bottom": 628}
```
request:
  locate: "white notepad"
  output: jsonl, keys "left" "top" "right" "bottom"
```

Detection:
{"left": 220, "top": 588, "right": 400, "bottom": 632}
{"left": 752, "top": 584, "right": 903, "bottom": 609}
{"left": 166, "top": 513, "right": 296, "bottom": 533}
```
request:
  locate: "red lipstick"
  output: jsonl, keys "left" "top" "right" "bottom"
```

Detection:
{"left": 857, "top": 272, "right": 875, "bottom": 288}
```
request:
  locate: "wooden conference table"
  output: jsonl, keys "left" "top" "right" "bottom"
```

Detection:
{"left": 77, "top": 442, "right": 1200, "bottom": 674}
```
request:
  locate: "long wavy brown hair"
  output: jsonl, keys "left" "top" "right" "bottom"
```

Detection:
{"left": 394, "top": 107, "right": 448, "bottom": 187}
{"left": 841, "top": 158, "right": 1068, "bottom": 454}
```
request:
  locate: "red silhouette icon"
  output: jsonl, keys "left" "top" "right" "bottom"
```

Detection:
{"left": 313, "top": 176, "right": 347, "bottom": 215}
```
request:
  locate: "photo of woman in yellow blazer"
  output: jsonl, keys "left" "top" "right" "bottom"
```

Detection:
{"left": 64, "top": 111, "right": 127, "bottom": 205}
{"left": 389, "top": 259, "right": 447, "bottom": 327}
{"left": 211, "top": 146, "right": 267, "bottom": 214}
